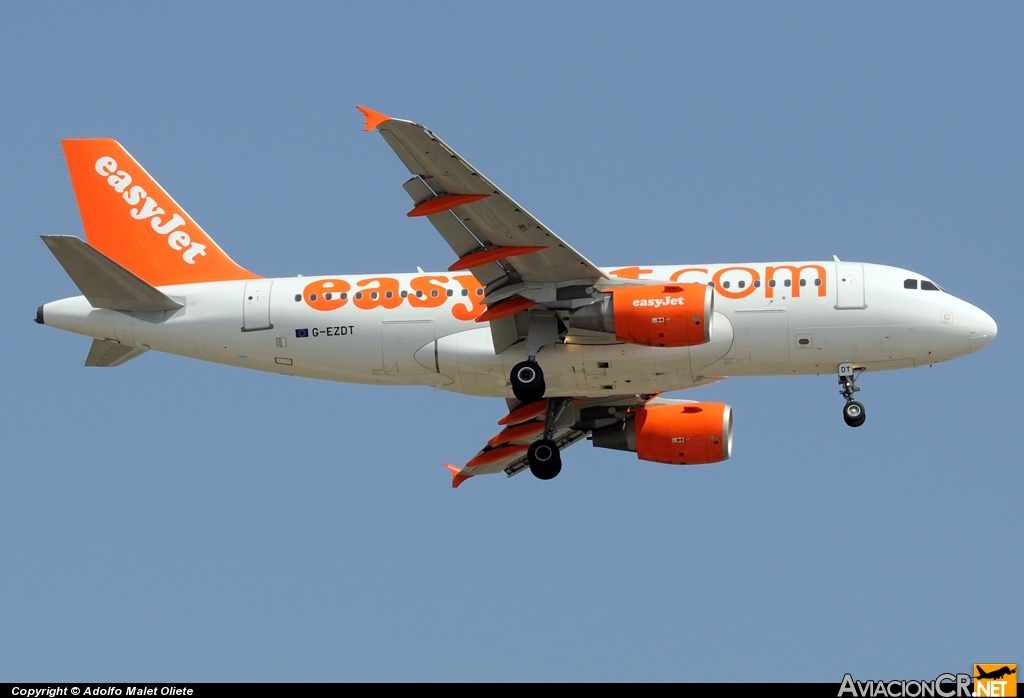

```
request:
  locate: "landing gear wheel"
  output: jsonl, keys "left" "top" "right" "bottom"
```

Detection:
{"left": 511, "top": 361, "right": 546, "bottom": 403}
{"left": 843, "top": 401, "right": 866, "bottom": 428}
{"left": 528, "top": 439, "right": 562, "bottom": 480}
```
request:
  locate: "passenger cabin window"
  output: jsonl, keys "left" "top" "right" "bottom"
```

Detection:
{"left": 904, "top": 279, "right": 918, "bottom": 289}
{"left": 921, "top": 280, "right": 940, "bottom": 291}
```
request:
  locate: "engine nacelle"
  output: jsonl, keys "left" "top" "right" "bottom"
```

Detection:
{"left": 591, "top": 402, "right": 733, "bottom": 465}
{"left": 569, "top": 283, "right": 713, "bottom": 347}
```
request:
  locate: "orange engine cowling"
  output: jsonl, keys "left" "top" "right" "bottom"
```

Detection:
{"left": 591, "top": 402, "right": 733, "bottom": 465}
{"left": 568, "top": 283, "right": 713, "bottom": 347}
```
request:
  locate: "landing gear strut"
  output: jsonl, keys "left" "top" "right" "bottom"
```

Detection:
{"left": 527, "top": 397, "right": 570, "bottom": 480}
{"left": 839, "top": 363, "right": 866, "bottom": 428}
{"left": 511, "top": 360, "right": 546, "bottom": 403}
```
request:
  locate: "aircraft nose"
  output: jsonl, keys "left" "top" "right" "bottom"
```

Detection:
{"left": 968, "top": 305, "right": 997, "bottom": 353}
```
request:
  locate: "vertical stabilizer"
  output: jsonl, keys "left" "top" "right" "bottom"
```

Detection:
{"left": 62, "top": 139, "right": 260, "bottom": 286}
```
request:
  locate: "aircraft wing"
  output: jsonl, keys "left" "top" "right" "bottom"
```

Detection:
{"left": 358, "top": 106, "right": 607, "bottom": 291}
{"left": 444, "top": 394, "right": 660, "bottom": 487}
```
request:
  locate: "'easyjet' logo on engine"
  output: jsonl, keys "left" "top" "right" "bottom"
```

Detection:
{"left": 94, "top": 156, "right": 208, "bottom": 265}
{"left": 632, "top": 297, "right": 686, "bottom": 308}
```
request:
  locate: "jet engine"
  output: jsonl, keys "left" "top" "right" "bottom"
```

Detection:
{"left": 569, "top": 283, "right": 713, "bottom": 347}
{"left": 591, "top": 402, "right": 733, "bottom": 465}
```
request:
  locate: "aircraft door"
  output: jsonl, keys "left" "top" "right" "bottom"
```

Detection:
{"left": 382, "top": 320, "right": 435, "bottom": 375}
{"left": 242, "top": 280, "right": 274, "bottom": 331}
{"left": 835, "top": 264, "right": 866, "bottom": 309}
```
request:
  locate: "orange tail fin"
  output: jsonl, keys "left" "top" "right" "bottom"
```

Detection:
{"left": 62, "top": 139, "right": 259, "bottom": 286}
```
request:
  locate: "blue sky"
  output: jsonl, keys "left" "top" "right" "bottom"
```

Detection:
{"left": 1, "top": 2, "right": 1020, "bottom": 681}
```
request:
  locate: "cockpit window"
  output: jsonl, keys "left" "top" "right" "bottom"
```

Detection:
{"left": 921, "top": 280, "right": 940, "bottom": 291}
{"left": 904, "top": 279, "right": 918, "bottom": 289}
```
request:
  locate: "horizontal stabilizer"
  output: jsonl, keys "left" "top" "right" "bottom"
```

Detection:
{"left": 85, "top": 338, "right": 148, "bottom": 367}
{"left": 41, "top": 235, "right": 183, "bottom": 312}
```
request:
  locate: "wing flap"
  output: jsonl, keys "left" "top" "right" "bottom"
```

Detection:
{"left": 488, "top": 311, "right": 529, "bottom": 354}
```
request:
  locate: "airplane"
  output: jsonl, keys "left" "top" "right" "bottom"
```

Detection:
{"left": 976, "top": 666, "right": 1016, "bottom": 681}
{"left": 36, "top": 106, "right": 998, "bottom": 487}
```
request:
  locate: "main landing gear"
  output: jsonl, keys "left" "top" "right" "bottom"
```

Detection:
{"left": 510, "top": 360, "right": 546, "bottom": 403}
{"left": 510, "top": 359, "right": 558, "bottom": 478}
{"left": 839, "top": 363, "right": 866, "bottom": 428}
{"left": 525, "top": 396, "right": 570, "bottom": 481}
{"left": 527, "top": 439, "right": 561, "bottom": 480}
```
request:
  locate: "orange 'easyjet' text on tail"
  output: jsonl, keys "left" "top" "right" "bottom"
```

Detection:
{"left": 62, "top": 139, "right": 260, "bottom": 286}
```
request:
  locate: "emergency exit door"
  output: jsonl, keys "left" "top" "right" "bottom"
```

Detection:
{"left": 242, "top": 280, "right": 274, "bottom": 331}
{"left": 835, "top": 264, "right": 866, "bottom": 309}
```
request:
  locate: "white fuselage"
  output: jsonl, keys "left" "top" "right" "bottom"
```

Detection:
{"left": 41, "top": 261, "right": 997, "bottom": 397}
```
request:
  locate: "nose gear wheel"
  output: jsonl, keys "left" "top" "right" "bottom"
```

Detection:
{"left": 843, "top": 400, "right": 866, "bottom": 427}
{"left": 839, "top": 365, "right": 867, "bottom": 427}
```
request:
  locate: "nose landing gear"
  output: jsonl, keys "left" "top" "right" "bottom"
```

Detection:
{"left": 839, "top": 363, "right": 866, "bottom": 427}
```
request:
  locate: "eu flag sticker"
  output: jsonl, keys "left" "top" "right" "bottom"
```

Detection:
{"left": 295, "top": 328, "right": 309, "bottom": 338}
